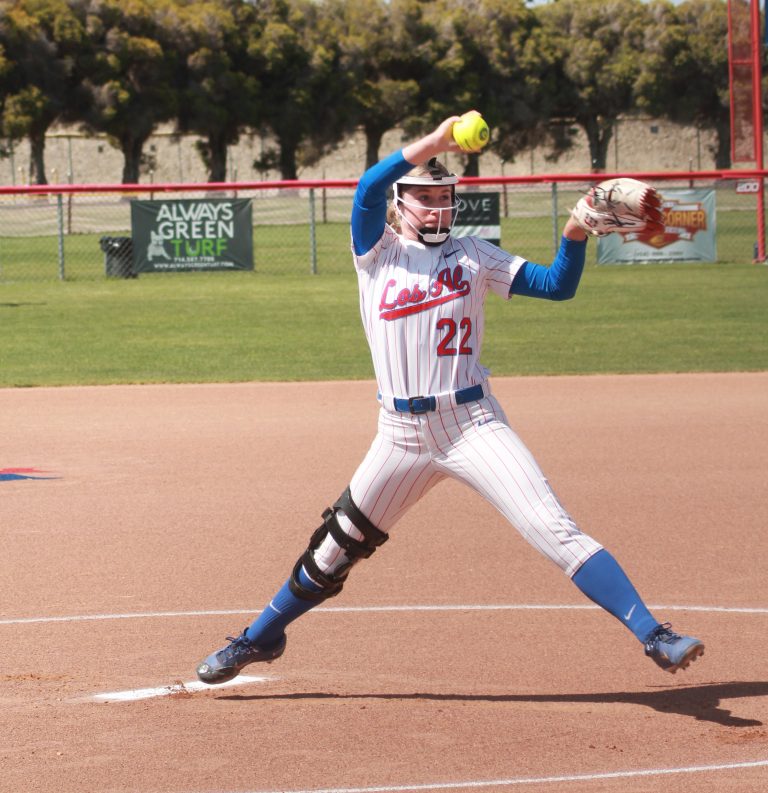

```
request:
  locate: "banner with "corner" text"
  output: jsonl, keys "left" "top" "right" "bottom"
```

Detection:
{"left": 597, "top": 188, "right": 716, "bottom": 264}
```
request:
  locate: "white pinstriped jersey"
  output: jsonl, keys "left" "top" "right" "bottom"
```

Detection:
{"left": 353, "top": 224, "right": 526, "bottom": 400}
{"left": 306, "top": 224, "right": 604, "bottom": 578}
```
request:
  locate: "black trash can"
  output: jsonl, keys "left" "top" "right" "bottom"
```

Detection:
{"left": 99, "top": 236, "right": 136, "bottom": 278}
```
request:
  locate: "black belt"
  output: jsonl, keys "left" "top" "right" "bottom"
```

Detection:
{"left": 391, "top": 384, "right": 485, "bottom": 415}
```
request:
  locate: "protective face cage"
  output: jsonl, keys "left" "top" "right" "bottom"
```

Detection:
{"left": 394, "top": 158, "right": 460, "bottom": 245}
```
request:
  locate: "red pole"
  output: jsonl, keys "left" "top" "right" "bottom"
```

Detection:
{"left": 751, "top": 0, "right": 765, "bottom": 261}
{"left": 728, "top": 0, "right": 739, "bottom": 161}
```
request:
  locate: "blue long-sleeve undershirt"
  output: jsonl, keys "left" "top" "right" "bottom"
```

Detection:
{"left": 510, "top": 236, "right": 587, "bottom": 300}
{"left": 351, "top": 150, "right": 412, "bottom": 255}
{"left": 351, "top": 148, "right": 588, "bottom": 301}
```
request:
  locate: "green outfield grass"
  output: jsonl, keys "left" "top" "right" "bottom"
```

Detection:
{"left": 1, "top": 257, "right": 766, "bottom": 387}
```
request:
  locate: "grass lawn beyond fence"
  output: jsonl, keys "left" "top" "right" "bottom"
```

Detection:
{"left": 1, "top": 259, "right": 766, "bottom": 387}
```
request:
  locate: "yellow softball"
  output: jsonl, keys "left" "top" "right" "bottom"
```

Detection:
{"left": 452, "top": 110, "right": 490, "bottom": 153}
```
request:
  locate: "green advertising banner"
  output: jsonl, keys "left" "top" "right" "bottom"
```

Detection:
{"left": 131, "top": 198, "right": 253, "bottom": 272}
{"left": 453, "top": 192, "right": 501, "bottom": 245}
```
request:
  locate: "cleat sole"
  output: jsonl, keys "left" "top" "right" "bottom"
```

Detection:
{"left": 667, "top": 643, "right": 704, "bottom": 674}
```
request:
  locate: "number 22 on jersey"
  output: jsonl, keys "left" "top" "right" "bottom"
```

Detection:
{"left": 437, "top": 317, "right": 473, "bottom": 356}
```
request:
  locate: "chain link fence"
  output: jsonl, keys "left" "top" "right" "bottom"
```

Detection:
{"left": 0, "top": 185, "right": 358, "bottom": 281}
{"left": 0, "top": 176, "right": 762, "bottom": 282}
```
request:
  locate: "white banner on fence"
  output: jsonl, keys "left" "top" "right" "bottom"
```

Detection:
{"left": 597, "top": 188, "right": 716, "bottom": 264}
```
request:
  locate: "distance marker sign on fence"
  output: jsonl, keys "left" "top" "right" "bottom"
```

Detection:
{"left": 130, "top": 197, "right": 254, "bottom": 273}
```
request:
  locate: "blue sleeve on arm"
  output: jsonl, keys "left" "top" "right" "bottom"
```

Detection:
{"left": 351, "top": 150, "right": 415, "bottom": 256}
{"left": 510, "top": 236, "right": 587, "bottom": 300}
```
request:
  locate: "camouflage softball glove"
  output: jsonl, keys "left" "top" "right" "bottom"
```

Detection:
{"left": 571, "top": 177, "right": 664, "bottom": 237}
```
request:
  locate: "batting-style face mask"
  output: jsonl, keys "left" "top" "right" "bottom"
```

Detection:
{"left": 394, "top": 158, "right": 459, "bottom": 245}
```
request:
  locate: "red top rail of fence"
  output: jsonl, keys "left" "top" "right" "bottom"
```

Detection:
{"left": 1, "top": 169, "right": 767, "bottom": 195}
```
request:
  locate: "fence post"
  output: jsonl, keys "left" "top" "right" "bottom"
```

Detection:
{"left": 501, "top": 162, "right": 508, "bottom": 218}
{"left": 56, "top": 193, "right": 66, "bottom": 280}
{"left": 551, "top": 182, "right": 559, "bottom": 256}
{"left": 308, "top": 187, "right": 318, "bottom": 274}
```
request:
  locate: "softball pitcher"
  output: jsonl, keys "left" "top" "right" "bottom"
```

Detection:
{"left": 197, "top": 115, "right": 703, "bottom": 683}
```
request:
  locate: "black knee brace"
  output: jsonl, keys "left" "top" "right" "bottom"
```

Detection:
{"left": 289, "top": 486, "right": 389, "bottom": 603}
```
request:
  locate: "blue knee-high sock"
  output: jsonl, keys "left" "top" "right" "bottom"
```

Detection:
{"left": 245, "top": 567, "right": 323, "bottom": 647}
{"left": 571, "top": 549, "right": 659, "bottom": 642}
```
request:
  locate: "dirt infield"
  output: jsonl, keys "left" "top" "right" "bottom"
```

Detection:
{"left": 1, "top": 373, "right": 767, "bottom": 793}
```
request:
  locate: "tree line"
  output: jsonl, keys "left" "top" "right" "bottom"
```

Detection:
{"left": 0, "top": 0, "right": 729, "bottom": 185}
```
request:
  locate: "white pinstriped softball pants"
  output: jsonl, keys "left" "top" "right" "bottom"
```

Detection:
{"left": 313, "top": 395, "right": 603, "bottom": 579}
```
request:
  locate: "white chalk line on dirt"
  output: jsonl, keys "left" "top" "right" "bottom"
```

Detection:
{"left": 213, "top": 759, "right": 768, "bottom": 793}
{"left": 1, "top": 603, "right": 767, "bottom": 627}
{"left": 82, "top": 674, "right": 269, "bottom": 703}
